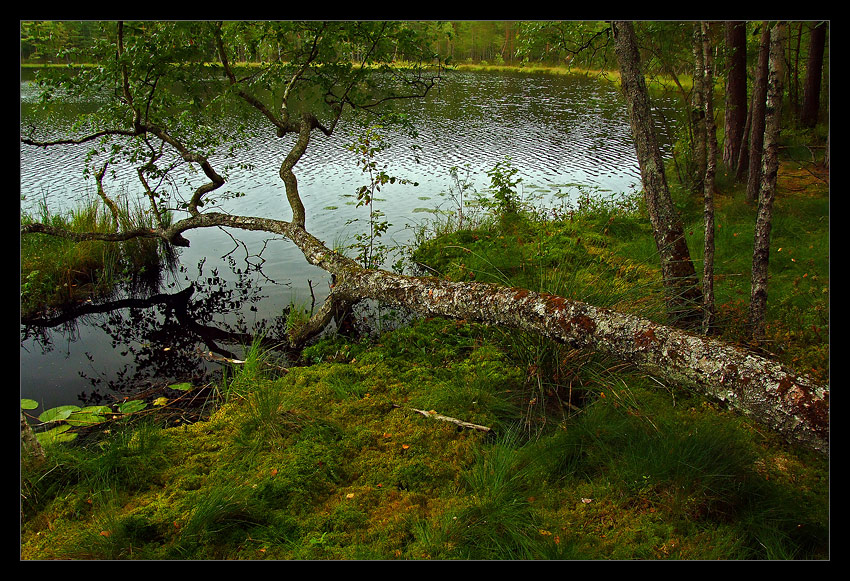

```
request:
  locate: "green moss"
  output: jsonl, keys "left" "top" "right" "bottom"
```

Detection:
{"left": 21, "top": 158, "right": 829, "bottom": 559}
{"left": 20, "top": 314, "right": 829, "bottom": 559}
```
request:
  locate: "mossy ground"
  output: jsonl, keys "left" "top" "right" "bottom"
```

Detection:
{"left": 20, "top": 155, "right": 829, "bottom": 560}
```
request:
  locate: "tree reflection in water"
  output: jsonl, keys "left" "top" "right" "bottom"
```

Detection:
{"left": 20, "top": 254, "right": 298, "bottom": 409}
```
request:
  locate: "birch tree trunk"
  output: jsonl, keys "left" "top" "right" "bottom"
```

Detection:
{"left": 346, "top": 270, "right": 829, "bottom": 456}
{"left": 690, "top": 23, "right": 707, "bottom": 194}
{"left": 700, "top": 22, "right": 718, "bottom": 333}
{"left": 749, "top": 22, "right": 787, "bottom": 344}
{"left": 611, "top": 21, "right": 703, "bottom": 330}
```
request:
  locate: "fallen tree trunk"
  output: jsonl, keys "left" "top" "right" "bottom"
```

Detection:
{"left": 173, "top": 213, "right": 831, "bottom": 454}
{"left": 22, "top": 211, "right": 829, "bottom": 455}
{"left": 23, "top": 20, "right": 828, "bottom": 456}
{"left": 339, "top": 262, "right": 829, "bottom": 456}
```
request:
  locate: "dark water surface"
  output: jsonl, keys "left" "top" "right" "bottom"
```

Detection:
{"left": 20, "top": 69, "right": 678, "bottom": 411}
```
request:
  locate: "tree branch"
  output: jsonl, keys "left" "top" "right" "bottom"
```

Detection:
{"left": 214, "top": 22, "right": 289, "bottom": 135}
{"left": 155, "top": 211, "right": 835, "bottom": 454}
{"left": 22, "top": 202, "right": 830, "bottom": 455}
{"left": 21, "top": 128, "right": 143, "bottom": 148}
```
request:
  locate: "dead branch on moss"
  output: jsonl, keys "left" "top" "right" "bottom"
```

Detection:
{"left": 394, "top": 404, "right": 493, "bottom": 433}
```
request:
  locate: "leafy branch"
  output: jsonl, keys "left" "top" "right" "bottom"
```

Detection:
{"left": 345, "top": 126, "right": 418, "bottom": 270}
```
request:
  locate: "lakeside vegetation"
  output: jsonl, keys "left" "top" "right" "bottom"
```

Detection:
{"left": 20, "top": 21, "right": 829, "bottom": 560}
{"left": 20, "top": 199, "right": 175, "bottom": 319}
{"left": 20, "top": 142, "right": 829, "bottom": 558}
{"left": 17, "top": 55, "right": 692, "bottom": 321}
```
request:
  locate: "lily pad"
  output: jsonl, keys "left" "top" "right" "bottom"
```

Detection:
{"left": 118, "top": 400, "right": 147, "bottom": 414}
{"left": 66, "top": 406, "right": 112, "bottom": 426}
{"left": 38, "top": 405, "right": 81, "bottom": 424}
{"left": 36, "top": 425, "right": 77, "bottom": 445}
{"left": 168, "top": 382, "right": 194, "bottom": 391}
{"left": 21, "top": 399, "right": 39, "bottom": 410}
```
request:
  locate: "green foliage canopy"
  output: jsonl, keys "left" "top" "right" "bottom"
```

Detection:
{"left": 23, "top": 21, "right": 447, "bottom": 214}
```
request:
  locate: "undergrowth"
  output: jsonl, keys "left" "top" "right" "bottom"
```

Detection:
{"left": 20, "top": 312, "right": 829, "bottom": 559}
{"left": 20, "top": 197, "right": 174, "bottom": 319}
{"left": 20, "top": 152, "right": 829, "bottom": 560}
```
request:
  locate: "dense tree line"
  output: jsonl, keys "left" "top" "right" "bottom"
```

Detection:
{"left": 21, "top": 21, "right": 522, "bottom": 66}
{"left": 22, "top": 21, "right": 829, "bottom": 121}
{"left": 22, "top": 20, "right": 829, "bottom": 132}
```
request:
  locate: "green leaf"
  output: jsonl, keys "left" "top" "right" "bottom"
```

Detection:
{"left": 66, "top": 406, "right": 111, "bottom": 426}
{"left": 168, "top": 382, "right": 194, "bottom": 391}
{"left": 66, "top": 414, "right": 106, "bottom": 426}
{"left": 21, "top": 399, "right": 39, "bottom": 410}
{"left": 38, "top": 405, "right": 81, "bottom": 423}
{"left": 118, "top": 400, "right": 147, "bottom": 414}
{"left": 36, "top": 425, "right": 77, "bottom": 445}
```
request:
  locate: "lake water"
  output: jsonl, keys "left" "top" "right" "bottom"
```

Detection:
{"left": 20, "top": 69, "right": 678, "bottom": 412}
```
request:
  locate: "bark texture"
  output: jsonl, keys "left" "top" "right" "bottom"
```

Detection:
{"left": 611, "top": 21, "right": 702, "bottom": 329}
{"left": 700, "top": 22, "right": 717, "bottom": 333}
{"left": 746, "top": 23, "right": 772, "bottom": 203}
{"left": 723, "top": 21, "right": 748, "bottom": 171}
{"left": 800, "top": 21, "right": 826, "bottom": 128}
{"left": 690, "top": 23, "right": 707, "bottom": 194}
{"left": 340, "top": 267, "right": 828, "bottom": 456}
{"left": 749, "top": 22, "right": 787, "bottom": 344}
{"left": 21, "top": 411, "right": 46, "bottom": 465}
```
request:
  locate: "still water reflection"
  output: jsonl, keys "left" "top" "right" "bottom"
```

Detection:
{"left": 20, "top": 69, "right": 678, "bottom": 411}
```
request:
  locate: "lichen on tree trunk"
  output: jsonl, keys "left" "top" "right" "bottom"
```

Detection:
{"left": 749, "top": 22, "right": 787, "bottom": 345}
{"left": 336, "top": 264, "right": 828, "bottom": 455}
{"left": 611, "top": 21, "right": 703, "bottom": 330}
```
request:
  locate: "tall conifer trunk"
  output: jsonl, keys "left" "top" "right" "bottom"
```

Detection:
{"left": 746, "top": 23, "right": 772, "bottom": 203}
{"left": 801, "top": 21, "right": 826, "bottom": 128}
{"left": 723, "top": 21, "right": 747, "bottom": 171}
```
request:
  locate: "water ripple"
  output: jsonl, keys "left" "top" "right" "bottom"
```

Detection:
{"left": 21, "top": 71, "right": 678, "bottom": 280}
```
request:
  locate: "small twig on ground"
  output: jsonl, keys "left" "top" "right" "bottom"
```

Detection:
{"left": 393, "top": 403, "right": 492, "bottom": 433}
